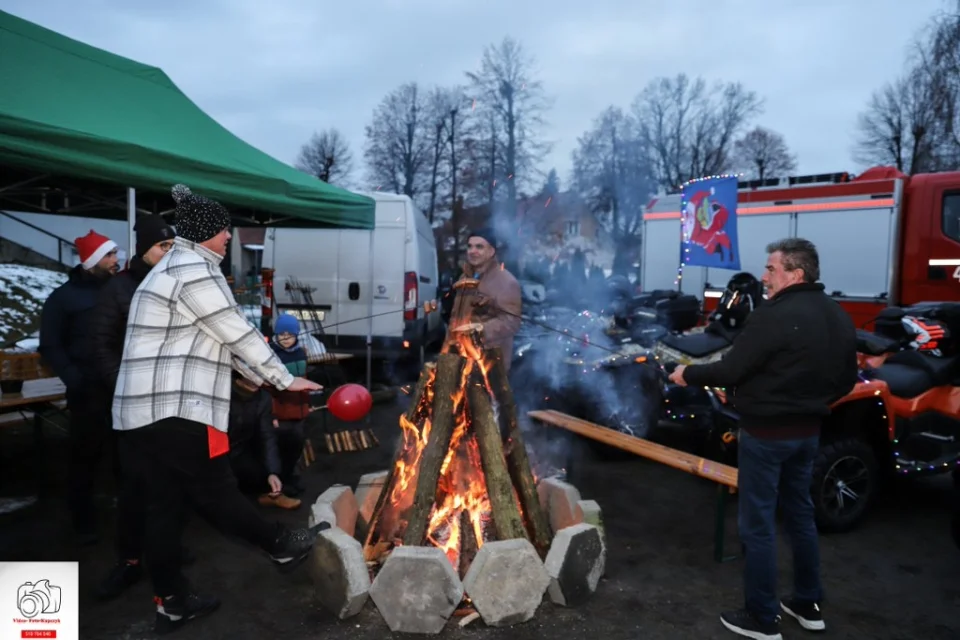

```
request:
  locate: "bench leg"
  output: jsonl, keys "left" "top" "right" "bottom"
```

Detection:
{"left": 714, "top": 485, "right": 738, "bottom": 563}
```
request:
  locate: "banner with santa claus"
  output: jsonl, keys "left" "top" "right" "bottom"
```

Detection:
{"left": 679, "top": 175, "right": 741, "bottom": 271}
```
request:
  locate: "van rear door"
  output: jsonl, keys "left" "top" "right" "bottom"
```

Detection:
{"left": 267, "top": 227, "right": 340, "bottom": 335}
{"left": 336, "top": 200, "right": 406, "bottom": 350}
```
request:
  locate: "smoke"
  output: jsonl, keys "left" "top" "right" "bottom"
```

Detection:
{"left": 482, "top": 206, "right": 665, "bottom": 444}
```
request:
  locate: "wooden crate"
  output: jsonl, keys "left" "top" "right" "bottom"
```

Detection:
{"left": 0, "top": 352, "right": 54, "bottom": 382}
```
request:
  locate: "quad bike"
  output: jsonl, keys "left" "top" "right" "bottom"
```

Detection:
{"left": 653, "top": 300, "right": 960, "bottom": 533}
{"left": 654, "top": 271, "right": 765, "bottom": 366}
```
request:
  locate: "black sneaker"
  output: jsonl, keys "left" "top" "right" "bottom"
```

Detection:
{"left": 154, "top": 592, "right": 220, "bottom": 635}
{"left": 781, "top": 597, "right": 826, "bottom": 632}
{"left": 267, "top": 522, "right": 329, "bottom": 572}
{"left": 720, "top": 609, "right": 782, "bottom": 640}
{"left": 95, "top": 561, "right": 143, "bottom": 601}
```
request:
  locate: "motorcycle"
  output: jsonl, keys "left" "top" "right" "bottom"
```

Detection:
{"left": 654, "top": 300, "right": 960, "bottom": 533}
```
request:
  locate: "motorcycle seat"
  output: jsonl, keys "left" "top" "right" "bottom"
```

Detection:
{"left": 856, "top": 329, "right": 899, "bottom": 356}
{"left": 659, "top": 330, "right": 732, "bottom": 358}
{"left": 868, "top": 351, "right": 959, "bottom": 398}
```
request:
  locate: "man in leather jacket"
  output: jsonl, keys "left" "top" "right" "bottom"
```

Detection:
{"left": 88, "top": 215, "right": 175, "bottom": 600}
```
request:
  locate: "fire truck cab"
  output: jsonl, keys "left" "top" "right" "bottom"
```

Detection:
{"left": 640, "top": 166, "right": 960, "bottom": 327}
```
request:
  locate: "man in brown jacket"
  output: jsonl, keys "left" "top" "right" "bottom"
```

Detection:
{"left": 447, "top": 228, "right": 522, "bottom": 370}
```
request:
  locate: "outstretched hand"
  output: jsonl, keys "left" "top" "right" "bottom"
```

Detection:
{"left": 668, "top": 364, "right": 688, "bottom": 387}
{"left": 287, "top": 377, "right": 322, "bottom": 392}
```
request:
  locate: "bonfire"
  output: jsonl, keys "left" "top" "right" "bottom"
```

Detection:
{"left": 359, "top": 277, "right": 552, "bottom": 578}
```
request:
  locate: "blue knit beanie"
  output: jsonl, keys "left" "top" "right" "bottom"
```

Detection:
{"left": 274, "top": 313, "right": 300, "bottom": 336}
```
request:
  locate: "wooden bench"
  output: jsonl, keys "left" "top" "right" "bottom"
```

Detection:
{"left": 528, "top": 409, "right": 739, "bottom": 563}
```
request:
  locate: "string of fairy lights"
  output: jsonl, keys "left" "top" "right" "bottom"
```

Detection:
{"left": 673, "top": 173, "right": 742, "bottom": 289}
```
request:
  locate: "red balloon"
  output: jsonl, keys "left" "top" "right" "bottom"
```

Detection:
{"left": 327, "top": 383, "right": 373, "bottom": 422}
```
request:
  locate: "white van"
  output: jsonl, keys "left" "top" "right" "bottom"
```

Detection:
{"left": 260, "top": 192, "right": 443, "bottom": 362}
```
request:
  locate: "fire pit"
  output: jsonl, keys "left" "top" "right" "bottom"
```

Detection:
{"left": 306, "top": 324, "right": 607, "bottom": 633}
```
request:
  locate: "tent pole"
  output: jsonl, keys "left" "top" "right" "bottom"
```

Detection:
{"left": 366, "top": 226, "right": 374, "bottom": 393}
{"left": 127, "top": 188, "right": 136, "bottom": 266}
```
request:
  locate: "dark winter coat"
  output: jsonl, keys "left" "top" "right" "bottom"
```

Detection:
{"left": 89, "top": 257, "right": 153, "bottom": 397}
{"left": 684, "top": 282, "right": 859, "bottom": 438}
{"left": 38, "top": 265, "right": 113, "bottom": 399}
{"left": 228, "top": 387, "right": 282, "bottom": 476}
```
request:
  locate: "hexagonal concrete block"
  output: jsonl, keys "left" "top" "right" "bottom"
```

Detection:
{"left": 576, "top": 500, "right": 606, "bottom": 577}
{"left": 463, "top": 538, "right": 549, "bottom": 627}
{"left": 537, "top": 477, "right": 583, "bottom": 534}
{"left": 355, "top": 470, "right": 389, "bottom": 532}
{"left": 308, "top": 527, "right": 371, "bottom": 619}
{"left": 369, "top": 545, "right": 463, "bottom": 634}
{"left": 312, "top": 485, "right": 359, "bottom": 536}
{"left": 544, "top": 523, "right": 605, "bottom": 607}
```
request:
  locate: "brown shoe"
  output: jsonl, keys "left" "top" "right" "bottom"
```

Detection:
{"left": 257, "top": 493, "right": 302, "bottom": 510}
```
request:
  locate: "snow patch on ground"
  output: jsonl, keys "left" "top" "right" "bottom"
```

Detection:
{"left": 0, "top": 264, "right": 67, "bottom": 346}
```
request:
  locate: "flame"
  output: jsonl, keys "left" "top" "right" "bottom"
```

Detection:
{"left": 368, "top": 325, "right": 503, "bottom": 571}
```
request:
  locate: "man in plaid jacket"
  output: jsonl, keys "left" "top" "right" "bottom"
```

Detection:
{"left": 113, "top": 184, "right": 324, "bottom": 635}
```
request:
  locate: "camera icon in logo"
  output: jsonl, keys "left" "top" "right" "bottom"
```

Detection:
{"left": 17, "top": 580, "right": 61, "bottom": 619}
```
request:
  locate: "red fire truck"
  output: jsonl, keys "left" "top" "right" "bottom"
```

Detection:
{"left": 640, "top": 166, "right": 960, "bottom": 326}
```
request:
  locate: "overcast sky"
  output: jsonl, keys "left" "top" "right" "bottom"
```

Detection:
{"left": 3, "top": 0, "right": 949, "bottom": 190}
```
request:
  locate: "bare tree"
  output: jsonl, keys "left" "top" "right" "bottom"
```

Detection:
{"left": 853, "top": 72, "right": 944, "bottom": 174}
{"left": 466, "top": 37, "right": 553, "bottom": 217}
{"left": 571, "top": 106, "right": 657, "bottom": 275}
{"left": 733, "top": 126, "right": 797, "bottom": 180}
{"left": 295, "top": 128, "right": 354, "bottom": 186}
{"left": 632, "top": 73, "right": 763, "bottom": 190}
{"left": 363, "top": 82, "right": 433, "bottom": 201}
{"left": 854, "top": 3, "right": 960, "bottom": 173}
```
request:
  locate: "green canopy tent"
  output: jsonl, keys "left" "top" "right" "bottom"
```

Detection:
{"left": 0, "top": 9, "right": 381, "bottom": 388}
{"left": 0, "top": 8, "right": 374, "bottom": 234}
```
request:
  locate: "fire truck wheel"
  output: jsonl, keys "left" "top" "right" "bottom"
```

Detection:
{"left": 811, "top": 438, "right": 878, "bottom": 534}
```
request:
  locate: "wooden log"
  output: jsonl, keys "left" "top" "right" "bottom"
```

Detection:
{"left": 358, "top": 430, "right": 370, "bottom": 449}
{"left": 485, "top": 347, "right": 552, "bottom": 553}
{"left": 467, "top": 368, "right": 529, "bottom": 541}
{"left": 332, "top": 432, "right": 342, "bottom": 452}
{"left": 368, "top": 428, "right": 380, "bottom": 446}
{"left": 402, "top": 352, "right": 467, "bottom": 546}
{"left": 324, "top": 433, "right": 334, "bottom": 454}
{"left": 345, "top": 431, "right": 356, "bottom": 451}
{"left": 360, "top": 365, "right": 434, "bottom": 548}
{"left": 528, "top": 409, "right": 739, "bottom": 488}
{"left": 458, "top": 509, "right": 479, "bottom": 579}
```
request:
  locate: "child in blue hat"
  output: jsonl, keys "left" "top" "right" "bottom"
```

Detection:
{"left": 267, "top": 313, "right": 311, "bottom": 496}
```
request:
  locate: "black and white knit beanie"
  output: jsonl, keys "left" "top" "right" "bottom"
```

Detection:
{"left": 171, "top": 184, "right": 231, "bottom": 244}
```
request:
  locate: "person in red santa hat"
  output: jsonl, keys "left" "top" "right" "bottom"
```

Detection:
{"left": 39, "top": 229, "right": 120, "bottom": 544}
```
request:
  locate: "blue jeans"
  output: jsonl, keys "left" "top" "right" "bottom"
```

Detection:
{"left": 738, "top": 429, "right": 822, "bottom": 623}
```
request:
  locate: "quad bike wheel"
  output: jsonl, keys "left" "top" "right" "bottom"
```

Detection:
{"left": 811, "top": 438, "right": 878, "bottom": 533}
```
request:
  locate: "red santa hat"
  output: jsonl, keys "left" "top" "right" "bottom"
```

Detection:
{"left": 75, "top": 230, "right": 117, "bottom": 270}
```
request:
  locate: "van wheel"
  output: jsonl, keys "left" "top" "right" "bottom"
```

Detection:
{"left": 811, "top": 438, "right": 878, "bottom": 533}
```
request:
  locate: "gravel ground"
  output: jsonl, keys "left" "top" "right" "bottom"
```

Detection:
{"left": 0, "top": 395, "right": 957, "bottom": 640}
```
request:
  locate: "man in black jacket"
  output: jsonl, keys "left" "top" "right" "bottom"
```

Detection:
{"left": 39, "top": 230, "right": 120, "bottom": 543}
{"left": 88, "top": 215, "right": 175, "bottom": 600}
{"left": 669, "top": 238, "right": 858, "bottom": 640}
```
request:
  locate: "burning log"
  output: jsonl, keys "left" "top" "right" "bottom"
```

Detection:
{"left": 485, "top": 347, "right": 552, "bottom": 555}
{"left": 467, "top": 367, "right": 528, "bottom": 542}
{"left": 458, "top": 510, "right": 478, "bottom": 579}
{"left": 403, "top": 353, "right": 467, "bottom": 546}
{"left": 359, "top": 363, "right": 436, "bottom": 547}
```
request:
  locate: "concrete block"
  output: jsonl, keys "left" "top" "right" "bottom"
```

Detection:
{"left": 576, "top": 499, "right": 606, "bottom": 577}
{"left": 355, "top": 470, "right": 389, "bottom": 531}
{"left": 308, "top": 502, "right": 336, "bottom": 530}
{"left": 369, "top": 545, "right": 463, "bottom": 634}
{"left": 544, "top": 523, "right": 605, "bottom": 607}
{"left": 308, "top": 527, "right": 371, "bottom": 619}
{"left": 576, "top": 500, "right": 604, "bottom": 544}
{"left": 313, "top": 485, "right": 359, "bottom": 536}
{"left": 463, "top": 538, "right": 549, "bottom": 627}
{"left": 537, "top": 477, "right": 583, "bottom": 533}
